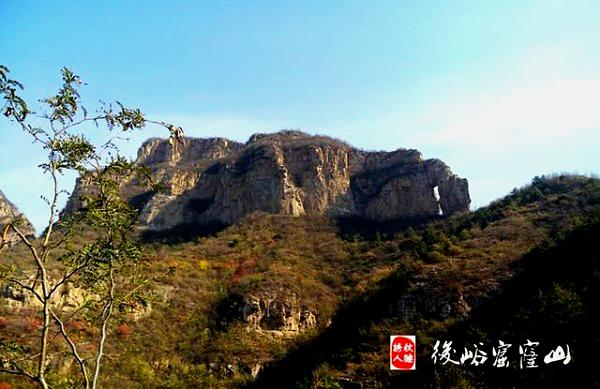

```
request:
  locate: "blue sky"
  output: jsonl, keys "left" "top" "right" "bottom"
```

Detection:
{"left": 1, "top": 0, "right": 599, "bottom": 232}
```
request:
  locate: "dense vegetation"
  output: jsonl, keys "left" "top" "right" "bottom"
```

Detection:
{"left": 1, "top": 174, "right": 599, "bottom": 388}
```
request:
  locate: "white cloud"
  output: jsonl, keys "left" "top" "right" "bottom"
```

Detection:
{"left": 416, "top": 77, "right": 600, "bottom": 154}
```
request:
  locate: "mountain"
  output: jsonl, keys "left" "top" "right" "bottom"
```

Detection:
{"left": 91, "top": 174, "right": 599, "bottom": 388}
{"left": 4, "top": 127, "right": 599, "bottom": 388}
{"left": 65, "top": 130, "right": 471, "bottom": 231}
{"left": 2, "top": 168, "right": 600, "bottom": 387}
{"left": 0, "top": 190, "right": 35, "bottom": 242}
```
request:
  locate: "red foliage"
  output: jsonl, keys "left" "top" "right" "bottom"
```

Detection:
{"left": 230, "top": 258, "right": 258, "bottom": 285}
{"left": 69, "top": 320, "right": 87, "bottom": 332}
{"left": 25, "top": 317, "right": 42, "bottom": 332}
{"left": 116, "top": 323, "right": 132, "bottom": 337}
{"left": 0, "top": 382, "right": 13, "bottom": 389}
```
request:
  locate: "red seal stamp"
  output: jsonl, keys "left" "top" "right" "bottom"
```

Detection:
{"left": 390, "top": 335, "right": 416, "bottom": 370}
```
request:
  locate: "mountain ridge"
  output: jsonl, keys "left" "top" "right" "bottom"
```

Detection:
{"left": 65, "top": 130, "right": 471, "bottom": 232}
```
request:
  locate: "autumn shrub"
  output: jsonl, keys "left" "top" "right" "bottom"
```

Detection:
{"left": 123, "top": 356, "right": 155, "bottom": 383}
{"left": 117, "top": 323, "right": 133, "bottom": 337}
{"left": 425, "top": 251, "right": 445, "bottom": 263}
{"left": 25, "top": 317, "right": 42, "bottom": 332}
{"left": 230, "top": 258, "right": 258, "bottom": 286}
{"left": 68, "top": 320, "right": 87, "bottom": 332}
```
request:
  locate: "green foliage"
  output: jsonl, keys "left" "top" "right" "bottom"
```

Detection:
{"left": 42, "top": 67, "right": 83, "bottom": 123}
{"left": 50, "top": 135, "right": 96, "bottom": 172}
{"left": 537, "top": 283, "right": 585, "bottom": 325}
{"left": 0, "top": 65, "right": 29, "bottom": 121}
{"left": 102, "top": 101, "right": 147, "bottom": 131}
{"left": 403, "top": 225, "right": 462, "bottom": 263}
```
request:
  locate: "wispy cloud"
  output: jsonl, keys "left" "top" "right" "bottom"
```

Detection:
{"left": 416, "top": 77, "right": 600, "bottom": 154}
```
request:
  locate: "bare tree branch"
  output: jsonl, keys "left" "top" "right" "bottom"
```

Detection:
{"left": 91, "top": 265, "right": 115, "bottom": 389}
{"left": 49, "top": 308, "right": 90, "bottom": 388}
{"left": 5, "top": 277, "right": 44, "bottom": 304}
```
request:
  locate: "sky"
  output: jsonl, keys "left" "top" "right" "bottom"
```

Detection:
{"left": 1, "top": 0, "right": 599, "bottom": 232}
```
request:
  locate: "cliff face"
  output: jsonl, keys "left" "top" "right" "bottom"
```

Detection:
{"left": 0, "top": 190, "right": 35, "bottom": 241}
{"left": 67, "top": 131, "right": 470, "bottom": 230}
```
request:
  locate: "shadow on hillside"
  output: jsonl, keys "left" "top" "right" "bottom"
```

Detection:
{"left": 139, "top": 222, "right": 228, "bottom": 244}
{"left": 245, "top": 262, "right": 417, "bottom": 388}
{"left": 334, "top": 216, "right": 440, "bottom": 241}
{"left": 247, "top": 221, "right": 600, "bottom": 388}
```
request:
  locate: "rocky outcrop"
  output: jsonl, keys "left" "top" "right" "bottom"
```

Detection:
{"left": 220, "top": 292, "right": 319, "bottom": 336}
{"left": 0, "top": 189, "right": 35, "bottom": 242}
{"left": 66, "top": 130, "right": 470, "bottom": 230}
{"left": 0, "top": 278, "right": 89, "bottom": 312}
{"left": 0, "top": 273, "right": 165, "bottom": 321}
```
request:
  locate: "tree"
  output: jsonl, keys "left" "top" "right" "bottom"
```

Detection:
{"left": 0, "top": 65, "right": 181, "bottom": 388}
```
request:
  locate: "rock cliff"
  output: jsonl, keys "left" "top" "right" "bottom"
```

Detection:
{"left": 0, "top": 190, "right": 35, "bottom": 242}
{"left": 219, "top": 291, "right": 319, "bottom": 336}
{"left": 67, "top": 130, "right": 470, "bottom": 230}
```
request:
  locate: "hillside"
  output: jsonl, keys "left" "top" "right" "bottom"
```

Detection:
{"left": 252, "top": 174, "right": 600, "bottom": 388}
{"left": 1, "top": 174, "right": 599, "bottom": 388}
{"left": 3, "top": 174, "right": 597, "bottom": 387}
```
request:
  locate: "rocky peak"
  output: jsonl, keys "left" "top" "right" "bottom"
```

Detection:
{"left": 0, "top": 190, "right": 36, "bottom": 242}
{"left": 137, "top": 136, "right": 244, "bottom": 166}
{"left": 66, "top": 130, "right": 471, "bottom": 230}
